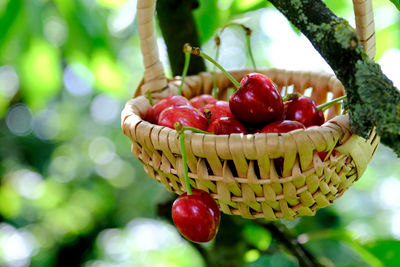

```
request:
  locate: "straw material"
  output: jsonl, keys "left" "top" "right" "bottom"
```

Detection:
{"left": 121, "top": 0, "right": 379, "bottom": 220}
{"left": 122, "top": 69, "right": 379, "bottom": 220}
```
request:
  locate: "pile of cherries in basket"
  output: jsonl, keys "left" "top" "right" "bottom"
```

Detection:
{"left": 146, "top": 72, "right": 326, "bottom": 136}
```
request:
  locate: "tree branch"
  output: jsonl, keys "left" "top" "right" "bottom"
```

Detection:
{"left": 156, "top": 0, "right": 206, "bottom": 76}
{"left": 267, "top": 0, "right": 400, "bottom": 156}
{"left": 256, "top": 221, "right": 322, "bottom": 267}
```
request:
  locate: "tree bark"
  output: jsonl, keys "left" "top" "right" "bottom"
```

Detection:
{"left": 156, "top": 0, "right": 206, "bottom": 76}
{"left": 267, "top": 0, "right": 400, "bottom": 156}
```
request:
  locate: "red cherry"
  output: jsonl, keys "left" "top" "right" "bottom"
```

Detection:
{"left": 318, "top": 152, "right": 328, "bottom": 161}
{"left": 172, "top": 189, "right": 220, "bottom": 243}
{"left": 203, "top": 101, "right": 233, "bottom": 122}
{"left": 261, "top": 120, "right": 305, "bottom": 176}
{"left": 315, "top": 109, "right": 325, "bottom": 126}
{"left": 207, "top": 117, "right": 247, "bottom": 135}
{"left": 285, "top": 96, "right": 325, "bottom": 127}
{"left": 189, "top": 94, "right": 217, "bottom": 112}
{"left": 260, "top": 120, "right": 305, "bottom": 134}
{"left": 229, "top": 73, "right": 284, "bottom": 126}
{"left": 246, "top": 126, "right": 262, "bottom": 134}
{"left": 158, "top": 105, "right": 208, "bottom": 130}
{"left": 146, "top": 95, "right": 190, "bottom": 124}
{"left": 318, "top": 150, "right": 337, "bottom": 161}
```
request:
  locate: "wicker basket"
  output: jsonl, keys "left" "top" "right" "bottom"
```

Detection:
{"left": 121, "top": 0, "right": 379, "bottom": 220}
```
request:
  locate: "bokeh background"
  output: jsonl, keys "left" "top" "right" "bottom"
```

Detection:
{"left": 0, "top": 0, "right": 400, "bottom": 266}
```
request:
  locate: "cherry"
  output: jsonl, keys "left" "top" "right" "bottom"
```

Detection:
{"left": 285, "top": 96, "right": 324, "bottom": 127}
{"left": 318, "top": 150, "right": 337, "bottom": 161}
{"left": 260, "top": 120, "right": 305, "bottom": 134}
{"left": 229, "top": 73, "right": 284, "bottom": 126}
{"left": 207, "top": 117, "right": 247, "bottom": 135}
{"left": 146, "top": 95, "right": 190, "bottom": 124}
{"left": 318, "top": 151, "right": 328, "bottom": 161}
{"left": 203, "top": 101, "right": 233, "bottom": 122}
{"left": 189, "top": 94, "right": 217, "bottom": 112}
{"left": 260, "top": 120, "right": 305, "bottom": 176}
{"left": 158, "top": 105, "right": 208, "bottom": 130}
{"left": 172, "top": 189, "right": 220, "bottom": 243}
{"left": 247, "top": 126, "right": 263, "bottom": 134}
{"left": 172, "top": 123, "right": 220, "bottom": 243}
{"left": 186, "top": 46, "right": 283, "bottom": 126}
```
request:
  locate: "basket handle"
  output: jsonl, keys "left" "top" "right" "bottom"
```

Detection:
{"left": 352, "top": 0, "right": 375, "bottom": 59}
{"left": 137, "top": 0, "right": 168, "bottom": 96}
{"left": 136, "top": 0, "right": 375, "bottom": 95}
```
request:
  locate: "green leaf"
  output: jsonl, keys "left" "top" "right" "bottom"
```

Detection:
{"left": 0, "top": 0, "right": 21, "bottom": 45}
{"left": 194, "top": 0, "right": 221, "bottom": 43}
{"left": 389, "top": 0, "right": 400, "bottom": 10}
{"left": 364, "top": 240, "right": 400, "bottom": 267}
{"left": 305, "top": 236, "right": 376, "bottom": 266}
{"left": 248, "top": 251, "right": 298, "bottom": 267}
{"left": 230, "top": 0, "right": 269, "bottom": 15}
{"left": 324, "top": 0, "right": 352, "bottom": 15}
{"left": 304, "top": 229, "right": 384, "bottom": 267}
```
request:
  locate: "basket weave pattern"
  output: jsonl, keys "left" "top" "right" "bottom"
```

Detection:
{"left": 121, "top": 0, "right": 379, "bottom": 220}
{"left": 122, "top": 69, "right": 379, "bottom": 220}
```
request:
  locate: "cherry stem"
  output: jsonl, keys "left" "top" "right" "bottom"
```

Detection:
{"left": 282, "top": 92, "right": 301, "bottom": 102}
{"left": 219, "top": 23, "right": 257, "bottom": 71}
{"left": 317, "top": 95, "right": 347, "bottom": 111}
{"left": 204, "top": 109, "right": 212, "bottom": 125}
{"left": 174, "top": 122, "right": 193, "bottom": 196}
{"left": 187, "top": 44, "right": 242, "bottom": 90}
{"left": 212, "top": 35, "right": 221, "bottom": 98}
{"left": 181, "top": 125, "right": 212, "bottom": 135}
{"left": 145, "top": 90, "right": 153, "bottom": 106}
{"left": 178, "top": 44, "right": 192, "bottom": 96}
{"left": 246, "top": 33, "right": 257, "bottom": 71}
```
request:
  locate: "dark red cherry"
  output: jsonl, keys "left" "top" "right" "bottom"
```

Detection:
{"left": 260, "top": 120, "right": 305, "bottom": 134}
{"left": 172, "top": 189, "right": 220, "bottom": 243}
{"left": 158, "top": 105, "right": 208, "bottom": 130}
{"left": 246, "top": 126, "right": 263, "bottom": 134}
{"left": 190, "top": 94, "right": 217, "bottom": 112}
{"left": 318, "top": 150, "right": 337, "bottom": 161}
{"left": 261, "top": 120, "right": 305, "bottom": 176}
{"left": 318, "top": 152, "right": 328, "bottom": 161}
{"left": 285, "top": 96, "right": 325, "bottom": 127}
{"left": 204, "top": 101, "right": 233, "bottom": 122}
{"left": 229, "top": 73, "right": 284, "bottom": 126}
{"left": 207, "top": 117, "right": 247, "bottom": 135}
{"left": 315, "top": 109, "right": 325, "bottom": 126}
{"left": 146, "top": 95, "right": 190, "bottom": 124}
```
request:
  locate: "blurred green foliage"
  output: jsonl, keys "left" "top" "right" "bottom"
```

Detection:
{"left": 0, "top": 0, "right": 399, "bottom": 266}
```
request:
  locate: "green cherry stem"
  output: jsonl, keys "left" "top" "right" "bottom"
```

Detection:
{"left": 212, "top": 35, "right": 221, "bottom": 98}
{"left": 174, "top": 122, "right": 192, "bottom": 195}
{"left": 178, "top": 44, "right": 192, "bottom": 96}
{"left": 282, "top": 92, "right": 301, "bottom": 102}
{"left": 181, "top": 126, "right": 212, "bottom": 135}
{"left": 188, "top": 45, "right": 241, "bottom": 90}
{"left": 145, "top": 90, "right": 153, "bottom": 106}
{"left": 219, "top": 23, "right": 257, "bottom": 71}
{"left": 244, "top": 27, "right": 257, "bottom": 71}
{"left": 317, "top": 95, "right": 347, "bottom": 111}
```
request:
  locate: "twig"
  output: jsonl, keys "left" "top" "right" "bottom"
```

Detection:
{"left": 255, "top": 221, "right": 322, "bottom": 267}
